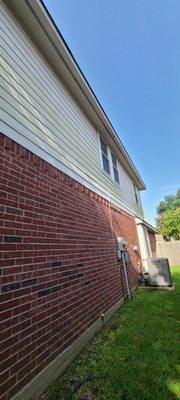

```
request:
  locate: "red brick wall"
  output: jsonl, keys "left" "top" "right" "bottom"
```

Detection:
{"left": 148, "top": 231, "right": 157, "bottom": 258}
{"left": 0, "top": 133, "right": 141, "bottom": 399}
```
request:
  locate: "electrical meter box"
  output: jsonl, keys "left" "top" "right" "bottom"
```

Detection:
{"left": 117, "top": 237, "right": 126, "bottom": 251}
{"left": 143, "top": 258, "right": 172, "bottom": 286}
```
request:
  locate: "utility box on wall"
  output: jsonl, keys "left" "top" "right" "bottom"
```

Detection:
{"left": 143, "top": 258, "right": 172, "bottom": 286}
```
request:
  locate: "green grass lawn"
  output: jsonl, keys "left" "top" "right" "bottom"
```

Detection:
{"left": 45, "top": 267, "right": 180, "bottom": 400}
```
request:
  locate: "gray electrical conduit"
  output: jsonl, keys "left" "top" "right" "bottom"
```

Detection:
{"left": 122, "top": 251, "right": 131, "bottom": 299}
{"left": 107, "top": 191, "right": 128, "bottom": 299}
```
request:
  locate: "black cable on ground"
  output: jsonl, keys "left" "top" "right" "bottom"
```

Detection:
{"left": 65, "top": 375, "right": 128, "bottom": 400}
{"left": 65, "top": 376, "right": 95, "bottom": 400}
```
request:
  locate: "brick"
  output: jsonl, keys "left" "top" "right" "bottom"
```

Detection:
{"left": 0, "top": 316, "right": 18, "bottom": 331}
{"left": 0, "top": 259, "right": 15, "bottom": 268}
{"left": 18, "top": 343, "right": 36, "bottom": 361}
{"left": 0, "top": 349, "right": 11, "bottom": 363}
{"left": 77, "top": 273, "right": 84, "bottom": 278}
{"left": 17, "top": 359, "right": 36, "bottom": 381}
{"left": 0, "top": 354, "right": 17, "bottom": 374}
{"left": 0, "top": 133, "right": 142, "bottom": 399}
{"left": 13, "top": 303, "right": 31, "bottom": 316}
{"left": 22, "top": 278, "right": 37, "bottom": 287}
{"left": 52, "top": 261, "right": 62, "bottom": 267}
{"left": 0, "top": 274, "right": 16, "bottom": 284}
{"left": 0, "top": 291, "right": 13, "bottom": 304}
{"left": 11, "top": 355, "right": 31, "bottom": 375}
{"left": 12, "top": 319, "right": 32, "bottom": 335}
{"left": 6, "top": 207, "right": 23, "bottom": 216}
{"left": 8, "top": 375, "right": 30, "bottom": 399}
{"left": 0, "top": 309, "right": 12, "bottom": 321}
{"left": 1, "top": 282, "right": 21, "bottom": 293}
{"left": 0, "top": 133, "right": 5, "bottom": 146}
{"left": 4, "top": 236, "right": 22, "bottom": 243}
{"left": 38, "top": 288, "right": 51, "bottom": 298}
{"left": 75, "top": 262, "right": 84, "bottom": 268}
{"left": 0, "top": 376, "right": 16, "bottom": 399}
{"left": 0, "top": 336, "right": 18, "bottom": 353}
{"left": 13, "top": 287, "right": 31, "bottom": 298}
{"left": 3, "top": 251, "right": 23, "bottom": 260}
{"left": 51, "top": 284, "right": 62, "bottom": 293}
{"left": 10, "top": 336, "right": 31, "bottom": 356}
{"left": 19, "top": 324, "right": 37, "bottom": 340}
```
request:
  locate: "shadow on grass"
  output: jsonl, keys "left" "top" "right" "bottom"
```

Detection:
{"left": 43, "top": 267, "right": 180, "bottom": 400}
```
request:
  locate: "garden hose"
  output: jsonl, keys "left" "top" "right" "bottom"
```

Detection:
{"left": 65, "top": 376, "right": 95, "bottom": 400}
{"left": 65, "top": 375, "right": 128, "bottom": 400}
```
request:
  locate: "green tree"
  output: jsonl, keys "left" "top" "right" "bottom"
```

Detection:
{"left": 156, "top": 188, "right": 180, "bottom": 240}
{"left": 157, "top": 189, "right": 180, "bottom": 214}
{"left": 158, "top": 209, "right": 180, "bottom": 240}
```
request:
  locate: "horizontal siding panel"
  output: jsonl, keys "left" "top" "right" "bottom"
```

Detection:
{"left": 0, "top": 45, "right": 97, "bottom": 151}
{"left": 0, "top": 60, "right": 97, "bottom": 155}
{"left": 0, "top": 8, "right": 97, "bottom": 133}
{"left": 0, "top": 64, "right": 97, "bottom": 155}
{"left": 1, "top": 98, "right": 101, "bottom": 181}
{"left": 1, "top": 108, "right": 96, "bottom": 182}
{"left": 0, "top": 10, "right": 97, "bottom": 139}
{"left": 0, "top": 1, "right": 144, "bottom": 217}
{"left": 0, "top": 84, "right": 101, "bottom": 176}
{"left": 0, "top": 22, "right": 97, "bottom": 145}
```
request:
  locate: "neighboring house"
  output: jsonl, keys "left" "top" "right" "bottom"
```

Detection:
{"left": 0, "top": 1, "right": 156, "bottom": 399}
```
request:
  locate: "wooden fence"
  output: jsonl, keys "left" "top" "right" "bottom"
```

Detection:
{"left": 156, "top": 235, "right": 180, "bottom": 266}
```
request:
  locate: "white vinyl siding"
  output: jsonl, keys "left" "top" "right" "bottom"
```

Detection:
{"left": 0, "top": 2, "right": 144, "bottom": 218}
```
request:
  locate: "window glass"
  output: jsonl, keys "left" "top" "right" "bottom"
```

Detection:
{"left": 111, "top": 153, "right": 120, "bottom": 183}
{"left": 134, "top": 184, "right": 139, "bottom": 204}
{"left": 100, "top": 138, "right": 110, "bottom": 174}
{"left": 113, "top": 167, "right": 120, "bottom": 183}
{"left": 100, "top": 138, "right": 108, "bottom": 156}
{"left": 102, "top": 153, "right": 110, "bottom": 174}
{"left": 111, "top": 153, "right": 117, "bottom": 167}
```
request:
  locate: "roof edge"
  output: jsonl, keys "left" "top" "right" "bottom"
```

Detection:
{"left": 136, "top": 218, "right": 158, "bottom": 233}
{"left": 39, "top": 0, "right": 146, "bottom": 190}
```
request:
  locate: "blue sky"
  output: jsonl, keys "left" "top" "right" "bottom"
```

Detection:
{"left": 44, "top": 0, "right": 180, "bottom": 226}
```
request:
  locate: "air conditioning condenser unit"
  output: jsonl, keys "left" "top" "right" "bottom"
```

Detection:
{"left": 143, "top": 258, "right": 172, "bottom": 286}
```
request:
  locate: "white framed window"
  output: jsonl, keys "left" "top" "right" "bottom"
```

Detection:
{"left": 134, "top": 184, "right": 139, "bottom": 204}
{"left": 111, "top": 152, "right": 120, "bottom": 184}
{"left": 100, "top": 137, "right": 110, "bottom": 175}
{"left": 99, "top": 135, "right": 121, "bottom": 185}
